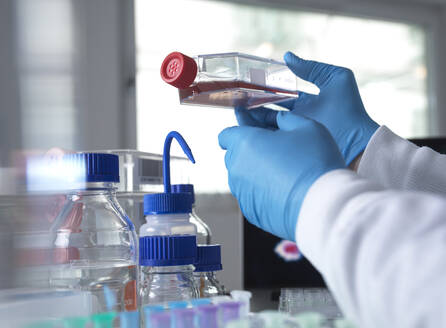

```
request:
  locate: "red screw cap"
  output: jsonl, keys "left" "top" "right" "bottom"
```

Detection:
{"left": 160, "top": 52, "right": 198, "bottom": 89}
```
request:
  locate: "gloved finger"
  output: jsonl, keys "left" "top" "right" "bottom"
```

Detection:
{"left": 278, "top": 91, "right": 316, "bottom": 111}
{"left": 284, "top": 51, "right": 332, "bottom": 88}
{"left": 218, "top": 126, "right": 254, "bottom": 150}
{"left": 225, "top": 150, "right": 232, "bottom": 169}
{"left": 235, "top": 107, "right": 278, "bottom": 129}
{"left": 277, "top": 99, "right": 295, "bottom": 110}
{"left": 218, "top": 126, "right": 238, "bottom": 150}
{"left": 276, "top": 111, "right": 315, "bottom": 132}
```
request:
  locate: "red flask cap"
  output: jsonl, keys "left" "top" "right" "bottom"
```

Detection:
{"left": 160, "top": 52, "right": 198, "bottom": 89}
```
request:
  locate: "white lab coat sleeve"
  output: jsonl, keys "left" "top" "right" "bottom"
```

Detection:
{"left": 358, "top": 125, "right": 446, "bottom": 193}
{"left": 297, "top": 169, "right": 446, "bottom": 328}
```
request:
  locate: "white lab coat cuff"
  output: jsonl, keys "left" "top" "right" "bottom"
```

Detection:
{"left": 358, "top": 125, "right": 446, "bottom": 193}
{"left": 357, "top": 125, "right": 412, "bottom": 187}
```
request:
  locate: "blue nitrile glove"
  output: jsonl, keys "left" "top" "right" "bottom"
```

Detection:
{"left": 236, "top": 52, "right": 379, "bottom": 165}
{"left": 218, "top": 112, "right": 345, "bottom": 241}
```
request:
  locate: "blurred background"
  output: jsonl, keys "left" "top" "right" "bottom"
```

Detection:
{"left": 1, "top": 0, "right": 446, "bottom": 315}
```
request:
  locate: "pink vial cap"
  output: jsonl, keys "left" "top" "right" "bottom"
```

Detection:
{"left": 160, "top": 52, "right": 198, "bottom": 89}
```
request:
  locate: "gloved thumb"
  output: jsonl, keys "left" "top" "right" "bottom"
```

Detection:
{"left": 276, "top": 111, "right": 314, "bottom": 132}
{"left": 284, "top": 51, "right": 328, "bottom": 87}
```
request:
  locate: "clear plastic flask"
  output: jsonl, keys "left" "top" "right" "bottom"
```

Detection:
{"left": 161, "top": 51, "right": 318, "bottom": 109}
{"left": 171, "top": 184, "right": 211, "bottom": 245}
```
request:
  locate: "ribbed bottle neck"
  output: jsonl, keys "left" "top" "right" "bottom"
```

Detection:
{"left": 143, "top": 264, "right": 195, "bottom": 274}
{"left": 67, "top": 182, "right": 117, "bottom": 196}
{"left": 194, "top": 271, "right": 217, "bottom": 278}
{"left": 145, "top": 212, "right": 191, "bottom": 219}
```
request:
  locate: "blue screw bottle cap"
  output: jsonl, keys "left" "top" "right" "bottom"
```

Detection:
{"left": 144, "top": 132, "right": 195, "bottom": 215}
{"left": 195, "top": 245, "right": 222, "bottom": 272}
{"left": 143, "top": 192, "right": 193, "bottom": 215}
{"left": 171, "top": 184, "right": 195, "bottom": 204}
{"left": 139, "top": 235, "right": 197, "bottom": 266}
{"left": 62, "top": 153, "right": 119, "bottom": 183}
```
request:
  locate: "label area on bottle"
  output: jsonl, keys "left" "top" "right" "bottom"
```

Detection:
{"left": 124, "top": 279, "right": 137, "bottom": 311}
{"left": 249, "top": 68, "right": 266, "bottom": 86}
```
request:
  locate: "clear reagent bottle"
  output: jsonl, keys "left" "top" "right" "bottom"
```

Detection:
{"left": 139, "top": 131, "right": 199, "bottom": 306}
{"left": 171, "top": 184, "right": 212, "bottom": 245}
{"left": 194, "top": 245, "right": 226, "bottom": 297}
{"left": 48, "top": 153, "right": 138, "bottom": 314}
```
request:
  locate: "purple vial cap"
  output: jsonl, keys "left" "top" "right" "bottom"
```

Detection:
{"left": 149, "top": 312, "right": 171, "bottom": 328}
{"left": 219, "top": 301, "right": 242, "bottom": 324}
{"left": 196, "top": 304, "right": 219, "bottom": 328}
{"left": 172, "top": 308, "right": 195, "bottom": 328}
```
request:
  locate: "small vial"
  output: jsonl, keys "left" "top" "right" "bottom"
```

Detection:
{"left": 194, "top": 245, "right": 226, "bottom": 297}
{"left": 171, "top": 184, "right": 212, "bottom": 245}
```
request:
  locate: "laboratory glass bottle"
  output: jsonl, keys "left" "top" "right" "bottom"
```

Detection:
{"left": 139, "top": 235, "right": 199, "bottom": 305}
{"left": 46, "top": 153, "right": 138, "bottom": 314}
{"left": 171, "top": 184, "right": 212, "bottom": 245}
{"left": 139, "top": 189, "right": 198, "bottom": 305}
{"left": 194, "top": 245, "right": 226, "bottom": 297}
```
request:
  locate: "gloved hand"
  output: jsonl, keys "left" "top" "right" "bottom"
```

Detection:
{"left": 219, "top": 112, "right": 345, "bottom": 241}
{"left": 236, "top": 52, "right": 379, "bottom": 165}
